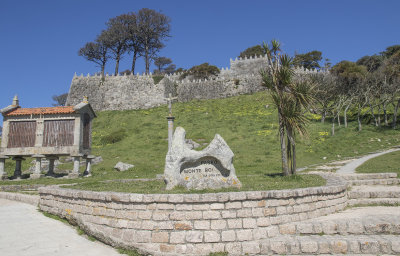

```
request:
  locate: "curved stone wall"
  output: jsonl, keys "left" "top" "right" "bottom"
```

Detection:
{"left": 38, "top": 174, "right": 347, "bottom": 255}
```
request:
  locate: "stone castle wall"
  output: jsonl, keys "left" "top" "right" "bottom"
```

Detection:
{"left": 38, "top": 174, "right": 347, "bottom": 255}
{"left": 66, "top": 55, "right": 324, "bottom": 112}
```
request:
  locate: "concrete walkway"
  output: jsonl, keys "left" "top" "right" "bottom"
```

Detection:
{"left": 0, "top": 198, "right": 121, "bottom": 256}
{"left": 336, "top": 147, "right": 400, "bottom": 174}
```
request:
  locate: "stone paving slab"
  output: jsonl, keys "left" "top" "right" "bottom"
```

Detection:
{"left": 348, "top": 198, "right": 400, "bottom": 206}
{"left": 349, "top": 185, "right": 400, "bottom": 197}
{"left": 277, "top": 206, "right": 400, "bottom": 236}
{"left": 0, "top": 198, "right": 121, "bottom": 256}
{"left": 349, "top": 179, "right": 400, "bottom": 186}
{"left": 0, "top": 191, "right": 39, "bottom": 205}
{"left": 263, "top": 234, "right": 400, "bottom": 255}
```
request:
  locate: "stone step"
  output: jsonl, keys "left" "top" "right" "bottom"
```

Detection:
{"left": 348, "top": 198, "right": 400, "bottom": 206}
{"left": 348, "top": 185, "right": 400, "bottom": 199}
{"left": 348, "top": 179, "right": 400, "bottom": 186}
{"left": 256, "top": 234, "right": 400, "bottom": 255}
{"left": 339, "top": 173, "right": 398, "bottom": 180}
{"left": 276, "top": 206, "right": 400, "bottom": 237}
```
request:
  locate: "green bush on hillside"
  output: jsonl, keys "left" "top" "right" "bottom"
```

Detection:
{"left": 180, "top": 63, "right": 220, "bottom": 80}
{"left": 99, "top": 129, "right": 127, "bottom": 145}
{"left": 152, "top": 75, "right": 164, "bottom": 84}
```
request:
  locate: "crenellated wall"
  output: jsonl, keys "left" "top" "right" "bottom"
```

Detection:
{"left": 39, "top": 174, "right": 347, "bottom": 255}
{"left": 66, "top": 55, "right": 326, "bottom": 112}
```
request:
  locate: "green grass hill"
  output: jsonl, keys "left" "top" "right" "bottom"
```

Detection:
{"left": 1, "top": 91, "right": 399, "bottom": 193}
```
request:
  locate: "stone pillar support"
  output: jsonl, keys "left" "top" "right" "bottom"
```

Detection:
{"left": 46, "top": 156, "right": 59, "bottom": 177}
{"left": 12, "top": 156, "right": 25, "bottom": 179}
{"left": 167, "top": 116, "right": 175, "bottom": 151}
{"left": 31, "top": 154, "right": 45, "bottom": 179}
{"left": 83, "top": 155, "right": 95, "bottom": 177}
{"left": 0, "top": 155, "right": 9, "bottom": 180}
{"left": 69, "top": 155, "right": 82, "bottom": 178}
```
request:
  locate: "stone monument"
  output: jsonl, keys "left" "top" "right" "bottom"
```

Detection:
{"left": 164, "top": 127, "right": 241, "bottom": 190}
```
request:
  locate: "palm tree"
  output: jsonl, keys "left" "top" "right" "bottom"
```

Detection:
{"left": 260, "top": 40, "right": 313, "bottom": 175}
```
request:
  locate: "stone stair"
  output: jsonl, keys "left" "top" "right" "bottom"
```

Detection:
{"left": 247, "top": 206, "right": 400, "bottom": 255}
{"left": 348, "top": 185, "right": 400, "bottom": 206}
{"left": 338, "top": 172, "right": 400, "bottom": 186}
{"left": 258, "top": 234, "right": 400, "bottom": 255}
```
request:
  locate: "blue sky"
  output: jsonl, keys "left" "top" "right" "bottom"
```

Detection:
{"left": 0, "top": 0, "right": 399, "bottom": 117}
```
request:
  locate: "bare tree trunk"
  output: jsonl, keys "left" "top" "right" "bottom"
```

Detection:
{"left": 377, "top": 104, "right": 381, "bottom": 127}
{"left": 344, "top": 104, "right": 350, "bottom": 128}
{"left": 131, "top": 51, "right": 137, "bottom": 74}
{"left": 321, "top": 109, "right": 326, "bottom": 123}
{"left": 368, "top": 99, "right": 378, "bottom": 126}
{"left": 357, "top": 107, "right": 362, "bottom": 131}
{"left": 337, "top": 112, "right": 341, "bottom": 127}
{"left": 383, "top": 102, "right": 388, "bottom": 126}
{"left": 393, "top": 99, "right": 400, "bottom": 129}
{"left": 291, "top": 136, "right": 296, "bottom": 175}
{"left": 278, "top": 113, "right": 289, "bottom": 176}
{"left": 331, "top": 112, "right": 335, "bottom": 136}
{"left": 115, "top": 55, "right": 120, "bottom": 75}
{"left": 286, "top": 136, "right": 292, "bottom": 174}
{"left": 145, "top": 46, "right": 150, "bottom": 74}
{"left": 101, "top": 64, "right": 105, "bottom": 78}
{"left": 286, "top": 127, "right": 296, "bottom": 175}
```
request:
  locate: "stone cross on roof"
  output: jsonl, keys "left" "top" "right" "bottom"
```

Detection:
{"left": 165, "top": 93, "right": 178, "bottom": 117}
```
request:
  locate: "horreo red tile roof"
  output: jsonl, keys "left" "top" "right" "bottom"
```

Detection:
{"left": 4, "top": 106, "right": 76, "bottom": 116}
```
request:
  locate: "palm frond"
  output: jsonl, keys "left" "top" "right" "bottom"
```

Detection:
{"left": 271, "top": 39, "right": 281, "bottom": 55}
{"left": 280, "top": 54, "right": 293, "bottom": 68}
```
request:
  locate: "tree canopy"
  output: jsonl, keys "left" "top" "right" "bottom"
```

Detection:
{"left": 331, "top": 60, "right": 367, "bottom": 88}
{"left": 137, "top": 8, "right": 171, "bottom": 74}
{"left": 181, "top": 63, "right": 220, "bottom": 80}
{"left": 78, "top": 39, "right": 110, "bottom": 77}
{"left": 293, "top": 50, "right": 323, "bottom": 70}
{"left": 154, "top": 57, "right": 172, "bottom": 72}
{"left": 238, "top": 45, "right": 264, "bottom": 58}
{"left": 52, "top": 93, "right": 68, "bottom": 106}
{"left": 356, "top": 55, "right": 383, "bottom": 72}
{"left": 78, "top": 8, "right": 171, "bottom": 75}
{"left": 381, "top": 45, "right": 400, "bottom": 58}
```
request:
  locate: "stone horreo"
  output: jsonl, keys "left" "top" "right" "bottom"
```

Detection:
{"left": 164, "top": 127, "right": 241, "bottom": 190}
{"left": 0, "top": 96, "right": 96, "bottom": 179}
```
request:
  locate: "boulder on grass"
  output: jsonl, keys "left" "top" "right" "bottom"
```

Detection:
{"left": 114, "top": 162, "right": 134, "bottom": 172}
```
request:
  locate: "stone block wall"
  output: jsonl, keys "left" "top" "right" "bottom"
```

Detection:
{"left": 66, "top": 55, "right": 326, "bottom": 112}
{"left": 229, "top": 55, "right": 268, "bottom": 76}
{"left": 66, "top": 75, "right": 167, "bottom": 111}
{"left": 38, "top": 174, "right": 347, "bottom": 255}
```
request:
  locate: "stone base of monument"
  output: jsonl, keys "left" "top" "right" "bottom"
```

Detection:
{"left": 30, "top": 173, "right": 43, "bottom": 179}
{"left": 164, "top": 127, "right": 241, "bottom": 190}
{"left": 0, "top": 174, "right": 8, "bottom": 180}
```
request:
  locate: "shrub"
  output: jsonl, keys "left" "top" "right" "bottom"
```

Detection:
{"left": 239, "top": 45, "right": 264, "bottom": 59}
{"left": 152, "top": 75, "right": 164, "bottom": 84}
{"left": 100, "top": 129, "right": 126, "bottom": 145}
{"left": 180, "top": 63, "right": 220, "bottom": 80}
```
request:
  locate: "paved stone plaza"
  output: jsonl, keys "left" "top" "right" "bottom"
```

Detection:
{"left": 0, "top": 198, "right": 120, "bottom": 256}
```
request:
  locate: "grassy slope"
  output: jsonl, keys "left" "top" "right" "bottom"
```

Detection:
{"left": 1, "top": 91, "right": 399, "bottom": 192}
{"left": 356, "top": 150, "right": 400, "bottom": 175}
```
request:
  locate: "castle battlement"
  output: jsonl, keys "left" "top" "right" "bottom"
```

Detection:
{"left": 66, "top": 54, "right": 328, "bottom": 111}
